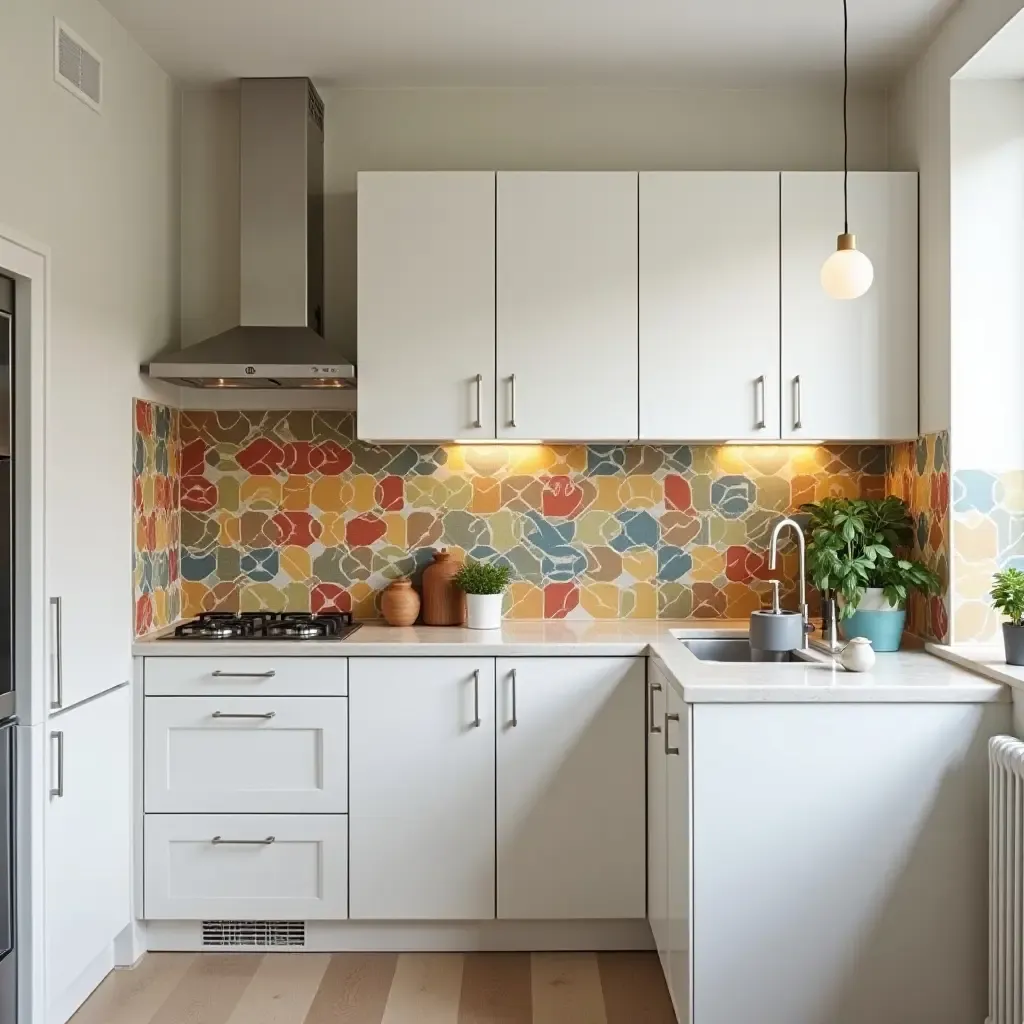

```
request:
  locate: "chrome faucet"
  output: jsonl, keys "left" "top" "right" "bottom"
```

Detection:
{"left": 767, "top": 517, "right": 809, "bottom": 650}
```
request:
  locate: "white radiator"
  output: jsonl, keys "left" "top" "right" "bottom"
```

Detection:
{"left": 989, "top": 736, "right": 1024, "bottom": 1024}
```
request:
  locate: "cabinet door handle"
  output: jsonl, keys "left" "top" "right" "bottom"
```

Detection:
{"left": 755, "top": 375, "right": 766, "bottom": 430}
{"left": 471, "top": 669, "right": 481, "bottom": 728}
{"left": 210, "top": 670, "right": 277, "bottom": 679}
{"left": 649, "top": 681, "right": 662, "bottom": 733}
{"left": 473, "top": 373, "right": 483, "bottom": 429}
{"left": 50, "top": 596, "right": 63, "bottom": 710}
{"left": 49, "top": 730, "right": 64, "bottom": 798}
{"left": 211, "top": 836, "right": 276, "bottom": 846}
{"left": 509, "top": 374, "right": 517, "bottom": 429}
{"left": 510, "top": 668, "right": 518, "bottom": 727}
{"left": 664, "top": 712, "right": 680, "bottom": 756}
{"left": 793, "top": 375, "right": 803, "bottom": 430}
{"left": 211, "top": 711, "right": 276, "bottom": 720}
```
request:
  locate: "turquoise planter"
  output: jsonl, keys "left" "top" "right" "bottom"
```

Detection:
{"left": 841, "top": 609, "right": 906, "bottom": 652}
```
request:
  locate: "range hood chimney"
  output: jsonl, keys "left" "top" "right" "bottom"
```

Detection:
{"left": 144, "top": 78, "right": 354, "bottom": 389}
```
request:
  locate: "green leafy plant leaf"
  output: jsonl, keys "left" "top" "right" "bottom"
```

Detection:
{"left": 991, "top": 568, "right": 1024, "bottom": 627}
{"left": 452, "top": 559, "right": 513, "bottom": 596}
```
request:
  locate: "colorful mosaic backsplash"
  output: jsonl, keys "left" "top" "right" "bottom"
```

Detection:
{"left": 158, "top": 410, "right": 889, "bottom": 625}
{"left": 887, "top": 431, "right": 950, "bottom": 643}
{"left": 133, "top": 399, "right": 181, "bottom": 635}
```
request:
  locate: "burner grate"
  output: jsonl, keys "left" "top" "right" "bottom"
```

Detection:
{"left": 169, "top": 611, "right": 360, "bottom": 642}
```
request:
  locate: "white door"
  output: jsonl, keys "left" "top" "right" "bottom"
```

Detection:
{"left": 45, "top": 686, "right": 131, "bottom": 1015}
{"left": 496, "top": 657, "right": 646, "bottom": 920}
{"left": 666, "top": 686, "right": 691, "bottom": 1024}
{"left": 781, "top": 172, "right": 918, "bottom": 441}
{"left": 640, "top": 172, "right": 781, "bottom": 441}
{"left": 357, "top": 172, "right": 496, "bottom": 441}
{"left": 496, "top": 172, "right": 639, "bottom": 441}
{"left": 648, "top": 663, "right": 671, "bottom": 980}
{"left": 348, "top": 658, "right": 495, "bottom": 920}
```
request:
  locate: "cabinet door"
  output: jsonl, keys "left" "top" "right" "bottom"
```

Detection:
{"left": 46, "top": 685, "right": 131, "bottom": 1014}
{"left": 496, "top": 657, "right": 645, "bottom": 920}
{"left": 348, "top": 658, "right": 495, "bottom": 920}
{"left": 496, "top": 172, "right": 639, "bottom": 441}
{"left": 781, "top": 172, "right": 918, "bottom": 441}
{"left": 666, "top": 686, "right": 691, "bottom": 1024}
{"left": 640, "top": 172, "right": 780, "bottom": 441}
{"left": 648, "top": 663, "right": 671, "bottom": 979}
{"left": 357, "top": 172, "right": 496, "bottom": 441}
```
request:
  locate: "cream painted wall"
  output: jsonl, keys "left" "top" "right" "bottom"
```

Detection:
{"left": 181, "top": 84, "right": 890, "bottom": 364}
{"left": 889, "top": 0, "right": 1024, "bottom": 439}
{"left": 0, "top": 0, "right": 179, "bottom": 684}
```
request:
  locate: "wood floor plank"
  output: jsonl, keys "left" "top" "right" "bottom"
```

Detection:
{"left": 457, "top": 953, "right": 533, "bottom": 1024}
{"left": 302, "top": 952, "right": 398, "bottom": 1024}
{"left": 381, "top": 953, "right": 464, "bottom": 1024}
{"left": 147, "top": 954, "right": 263, "bottom": 1024}
{"left": 597, "top": 952, "right": 677, "bottom": 1024}
{"left": 223, "top": 953, "right": 331, "bottom": 1024}
{"left": 531, "top": 952, "right": 608, "bottom": 1024}
{"left": 69, "top": 953, "right": 197, "bottom": 1024}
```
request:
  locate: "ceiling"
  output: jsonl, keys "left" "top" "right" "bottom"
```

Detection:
{"left": 100, "top": 0, "right": 956, "bottom": 87}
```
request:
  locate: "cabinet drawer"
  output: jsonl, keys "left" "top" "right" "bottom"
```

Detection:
{"left": 144, "top": 814, "right": 348, "bottom": 921}
{"left": 144, "top": 657, "right": 347, "bottom": 696}
{"left": 145, "top": 697, "right": 347, "bottom": 813}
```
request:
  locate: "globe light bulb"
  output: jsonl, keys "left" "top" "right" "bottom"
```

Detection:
{"left": 820, "top": 233, "right": 874, "bottom": 300}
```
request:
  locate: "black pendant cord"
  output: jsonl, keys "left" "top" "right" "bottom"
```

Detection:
{"left": 843, "top": 0, "right": 849, "bottom": 234}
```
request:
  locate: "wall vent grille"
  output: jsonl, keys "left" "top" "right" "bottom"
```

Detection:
{"left": 54, "top": 19, "right": 102, "bottom": 112}
{"left": 201, "top": 920, "right": 306, "bottom": 948}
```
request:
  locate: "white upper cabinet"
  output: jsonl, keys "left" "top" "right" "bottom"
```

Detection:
{"left": 781, "top": 172, "right": 918, "bottom": 441}
{"left": 640, "top": 172, "right": 781, "bottom": 441}
{"left": 357, "top": 172, "right": 496, "bottom": 441}
{"left": 496, "top": 172, "right": 639, "bottom": 441}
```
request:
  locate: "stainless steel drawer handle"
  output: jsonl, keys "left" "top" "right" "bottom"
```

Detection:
{"left": 50, "top": 596, "right": 63, "bottom": 710}
{"left": 211, "top": 711, "right": 276, "bottom": 720}
{"left": 473, "top": 373, "right": 483, "bottom": 429}
{"left": 510, "top": 668, "right": 518, "bottom": 728}
{"left": 793, "top": 375, "right": 803, "bottom": 430}
{"left": 210, "top": 670, "right": 277, "bottom": 679}
{"left": 754, "top": 375, "right": 766, "bottom": 431}
{"left": 211, "top": 836, "right": 276, "bottom": 846}
{"left": 49, "top": 730, "right": 64, "bottom": 798}
{"left": 649, "top": 680, "right": 662, "bottom": 734}
{"left": 472, "top": 669, "right": 481, "bottom": 728}
{"left": 509, "top": 374, "right": 517, "bottom": 429}
{"left": 664, "top": 712, "right": 680, "bottom": 756}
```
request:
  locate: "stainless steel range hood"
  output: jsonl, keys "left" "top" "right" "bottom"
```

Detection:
{"left": 144, "top": 78, "right": 354, "bottom": 389}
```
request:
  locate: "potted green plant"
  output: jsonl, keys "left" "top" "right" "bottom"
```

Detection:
{"left": 801, "top": 496, "right": 940, "bottom": 652}
{"left": 991, "top": 568, "right": 1024, "bottom": 666}
{"left": 452, "top": 559, "right": 513, "bottom": 630}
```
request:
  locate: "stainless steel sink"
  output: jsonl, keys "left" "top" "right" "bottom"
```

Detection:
{"left": 680, "top": 638, "right": 806, "bottom": 663}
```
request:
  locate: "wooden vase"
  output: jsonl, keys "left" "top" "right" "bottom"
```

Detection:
{"left": 421, "top": 549, "right": 466, "bottom": 626}
{"left": 380, "top": 578, "right": 420, "bottom": 627}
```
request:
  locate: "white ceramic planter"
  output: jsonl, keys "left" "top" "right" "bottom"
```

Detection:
{"left": 853, "top": 587, "right": 900, "bottom": 612}
{"left": 465, "top": 592, "right": 504, "bottom": 630}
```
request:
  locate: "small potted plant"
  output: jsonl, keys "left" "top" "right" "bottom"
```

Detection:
{"left": 802, "top": 496, "right": 941, "bottom": 652}
{"left": 991, "top": 568, "right": 1024, "bottom": 666}
{"left": 453, "top": 559, "right": 512, "bottom": 630}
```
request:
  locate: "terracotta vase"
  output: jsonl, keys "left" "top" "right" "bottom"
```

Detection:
{"left": 421, "top": 549, "right": 466, "bottom": 626}
{"left": 380, "top": 578, "right": 420, "bottom": 627}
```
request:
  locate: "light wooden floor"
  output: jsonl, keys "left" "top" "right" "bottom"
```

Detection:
{"left": 68, "top": 951, "right": 676, "bottom": 1024}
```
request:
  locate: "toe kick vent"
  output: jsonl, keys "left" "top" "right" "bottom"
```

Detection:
{"left": 201, "top": 920, "right": 306, "bottom": 948}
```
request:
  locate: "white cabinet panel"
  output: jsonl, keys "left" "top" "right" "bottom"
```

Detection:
{"left": 666, "top": 686, "right": 691, "bottom": 1024}
{"left": 144, "top": 696, "right": 347, "bottom": 813}
{"left": 144, "top": 814, "right": 348, "bottom": 921}
{"left": 648, "top": 663, "right": 671, "bottom": 980}
{"left": 357, "top": 171, "right": 496, "bottom": 441}
{"left": 496, "top": 657, "right": 645, "bottom": 920}
{"left": 348, "top": 658, "right": 495, "bottom": 920}
{"left": 640, "top": 172, "right": 780, "bottom": 441}
{"left": 143, "top": 656, "right": 347, "bottom": 696}
{"left": 496, "top": 172, "right": 639, "bottom": 441}
{"left": 781, "top": 172, "right": 918, "bottom": 441}
{"left": 46, "top": 686, "right": 131, "bottom": 1010}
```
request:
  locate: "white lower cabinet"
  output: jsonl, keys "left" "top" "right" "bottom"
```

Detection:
{"left": 665, "top": 685, "right": 692, "bottom": 1024}
{"left": 46, "top": 686, "right": 131, "bottom": 1020}
{"left": 144, "top": 814, "right": 348, "bottom": 920}
{"left": 647, "top": 664, "right": 671, "bottom": 981}
{"left": 348, "top": 658, "right": 496, "bottom": 920}
{"left": 495, "top": 657, "right": 645, "bottom": 920}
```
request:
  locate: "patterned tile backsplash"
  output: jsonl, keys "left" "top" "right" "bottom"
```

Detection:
{"left": 133, "top": 399, "right": 181, "bottom": 635}
{"left": 130, "top": 409, "right": 891, "bottom": 628}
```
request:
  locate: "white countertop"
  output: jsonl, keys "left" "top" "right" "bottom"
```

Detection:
{"left": 134, "top": 619, "right": 1007, "bottom": 705}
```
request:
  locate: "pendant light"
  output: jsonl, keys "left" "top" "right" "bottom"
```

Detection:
{"left": 820, "top": 0, "right": 874, "bottom": 300}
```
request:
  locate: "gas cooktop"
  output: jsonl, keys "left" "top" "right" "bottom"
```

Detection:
{"left": 165, "top": 611, "right": 361, "bottom": 641}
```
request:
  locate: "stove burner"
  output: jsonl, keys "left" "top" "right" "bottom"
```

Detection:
{"left": 168, "top": 611, "right": 360, "bottom": 642}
